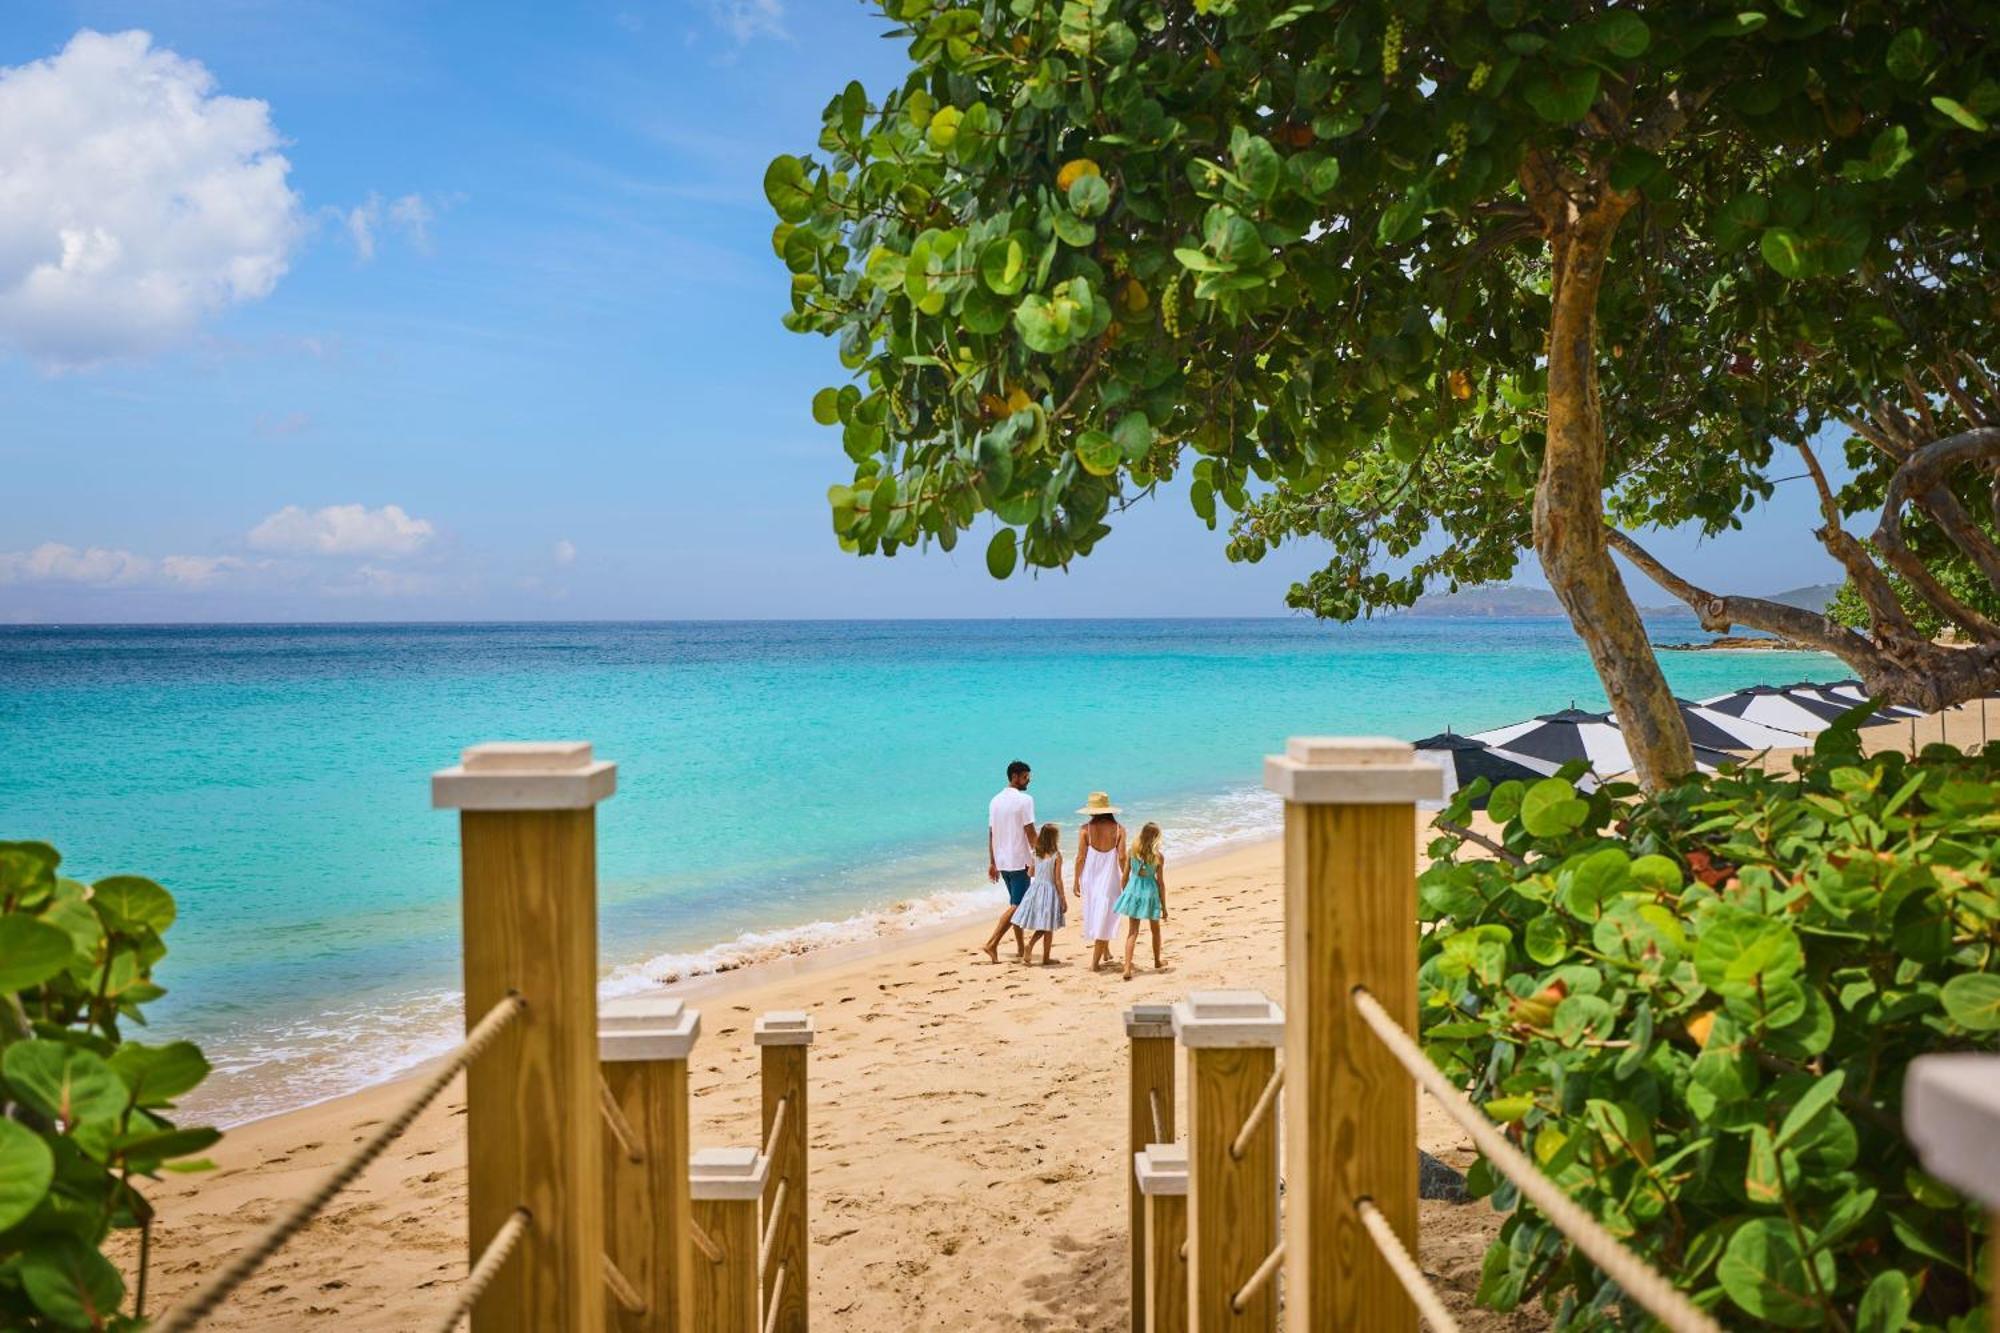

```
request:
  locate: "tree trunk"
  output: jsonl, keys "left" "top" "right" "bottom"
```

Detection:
{"left": 1531, "top": 192, "right": 1697, "bottom": 789}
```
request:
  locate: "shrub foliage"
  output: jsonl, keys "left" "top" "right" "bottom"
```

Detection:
{"left": 1, "top": 841, "right": 216, "bottom": 1330}
{"left": 1419, "top": 716, "right": 1998, "bottom": 1329}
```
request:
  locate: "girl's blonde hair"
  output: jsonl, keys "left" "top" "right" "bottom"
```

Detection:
{"left": 1132, "top": 822, "right": 1162, "bottom": 865}
{"left": 1035, "top": 822, "right": 1061, "bottom": 856}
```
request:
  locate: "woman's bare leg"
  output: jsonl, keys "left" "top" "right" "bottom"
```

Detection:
{"left": 1150, "top": 919, "right": 1164, "bottom": 969}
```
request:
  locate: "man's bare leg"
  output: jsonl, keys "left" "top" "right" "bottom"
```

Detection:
{"left": 982, "top": 902, "right": 1016, "bottom": 962}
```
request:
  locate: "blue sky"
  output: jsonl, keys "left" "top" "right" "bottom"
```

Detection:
{"left": 0, "top": 1, "right": 1845, "bottom": 623}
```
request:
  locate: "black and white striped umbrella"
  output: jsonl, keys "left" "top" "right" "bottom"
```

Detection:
{"left": 1794, "top": 680, "right": 1924, "bottom": 719}
{"left": 1663, "top": 697, "right": 1811, "bottom": 752}
{"left": 1701, "top": 682, "right": 1905, "bottom": 732}
{"left": 1473, "top": 707, "right": 1736, "bottom": 779}
{"left": 1412, "top": 733, "right": 1561, "bottom": 808}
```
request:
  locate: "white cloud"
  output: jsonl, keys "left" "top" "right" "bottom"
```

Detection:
{"left": 247, "top": 503, "right": 436, "bottom": 557}
{"left": 0, "top": 30, "right": 305, "bottom": 369}
{"left": 552, "top": 539, "right": 577, "bottom": 566}
{"left": 0, "top": 542, "right": 153, "bottom": 585}
{"left": 159, "top": 554, "right": 253, "bottom": 586}
{"left": 705, "top": 0, "right": 786, "bottom": 43}
{"left": 340, "top": 191, "right": 442, "bottom": 261}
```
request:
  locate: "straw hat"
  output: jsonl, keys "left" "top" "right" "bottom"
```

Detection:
{"left": 1076, "top": 791, "right": 1122, "bottom": 816}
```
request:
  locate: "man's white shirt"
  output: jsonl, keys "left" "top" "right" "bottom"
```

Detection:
{"left": 988, "top": 787, "right": 1036, "bottom": 871}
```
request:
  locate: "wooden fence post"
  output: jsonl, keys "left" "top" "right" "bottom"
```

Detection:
{"left": 689, "top": 1147, "right": 768, "bottom": 1333}
{"left": 1135, "top": 1144, "right": 1190, "bottom": 1333}
{"left": 1126, "top": 1002, "right": 1177, "bottom": 1331}
{"left": 1905, "top": 1054, "right": 2000, "bottom": 1333}
{"left": 756, "top": 1011, "right": 814, "bottom": 1333}
{"left": 1173, "top": 990, "right": 1284, "bottom": 1333}
{"left": 1264, "top": 737, "right": 1438, "bottom": 1333}
{"left": 601, "top": 996, "right": 701, "bottom": 1332}
{"left": 433, "top": 741, "right": 616, "bottom": 1333}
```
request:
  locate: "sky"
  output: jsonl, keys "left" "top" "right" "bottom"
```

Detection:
{"left": 0, "top": 1, "right": 1850, "bottom": 623}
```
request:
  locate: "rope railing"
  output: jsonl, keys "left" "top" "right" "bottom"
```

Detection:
{"left": 599, "top": 1076, "right": 645, "bottom": 1165}
{"left": 1148, "top": 1088, "right": 1165, "bottom": 1145}
{"left": 762, "top": 1093, "right": 789, "bottom": 1162}
{"left": 1230, "top": 1239, "right": 1285, "bottom": 1314}
{"left": 602, "top": 1252, "right": 647, "bottom": 1316}
{"left": 1229, "top": 1061, "right": 1284, "bottom": 1161}
{"left": 690, "top": 1216, "right": 725, "bottom": 1265}
{"left": 763, "top": 1263, "right": 788, "bottom": 1333}
{"left": 1351, "top": 986, "right": 1723, "bottom": 1333}
{"left": 154, "top": 993, "right": 527, "bottom": 1333}
{"left": 1358, "top": 1197, "right": 1462, "bottom": 1332}
{"left": 431, "top": 1207, "right": 530, "bottom": 1333}
{"left": 760, "top": 1178, "right": 789, "bottom": 1276}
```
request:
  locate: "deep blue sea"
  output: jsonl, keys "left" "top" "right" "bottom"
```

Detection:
{"left": 0, "top": 618, "right": 1833, "bottom": 1121}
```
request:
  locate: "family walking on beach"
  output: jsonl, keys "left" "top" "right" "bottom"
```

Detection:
{"left": 982, "top": 759, "right": 1168, "bottom": 980}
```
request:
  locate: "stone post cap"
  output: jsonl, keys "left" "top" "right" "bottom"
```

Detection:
{"left": 689, "top": 1146, "right": 769, "bottom": 1201}
{"left": 1905, "top": 1053, "right": 2000, "bottom": 1207}
{"left": 753, "top": 1011, "right": 816, "bottom": 1046}
{"left": 1264, "top": 735, "right": 1442, "bottom": 806}
{"left": 1135, "top": 1143, "right": 1189, "bottom": 1196}
{"left": 1123, "top": 1002, "right": 1175, "bottom": 1040}
{"left": 1171, "top": 989, "right": 1284, "bottom": 1049}
{"left": 599, "top": 995, "right": 700, "bottom": 1063}
{"left": 432, "top": 741, "right": 617, "bottom": 811}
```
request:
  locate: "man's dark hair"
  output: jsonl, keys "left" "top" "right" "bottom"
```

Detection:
{"left": 1007, "top": 760, "right": 1031, "bottom": 780}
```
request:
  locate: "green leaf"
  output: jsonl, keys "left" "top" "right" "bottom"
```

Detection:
{"left": 1776, "top": 1070, "right": 1844, "bottom": 1146}
{"left": 20, "top": 1236, "right": 125, "bottom": 1329}
{"left": 1940, "top": 972, "right": 2000, "bottom": 1030}
{"left": 1760, "top": 227, "right": 1811, "bottom": 278}
{"left": 1716, "top": 1217, "right": 1833, "bottom": 1326}
{"left": 1629, "top": 853, "right": 1683, "bottom": 893}
{"left": 1594, "top": 11, "right": 1650, "bottom": 58}
{"left": 2, "top": 1041, "right": 131, "bottom": 1127}
{"left": 1522, "top": 66, "right": 1600, "bottom": 124}
{"left": 1932, "top": 96, "right": 1991, "bottom": 132}
{"left": 1068, "top": 172, "right": 1112, "bottom": 218}
{"left": 0, "top": 914, "right": 75, "bottom": 992}
{"left": 0, "top": 1117, "right": 55, "bottom": 1232}
{"left": 0, "top": 840, "right": 60, "bottom": 902}
{"left": 1553, "top": 994, "right": 1614, "bottom": 1046}
{"left": 1885, "top": 27, "right": 1930, "bottom": 81}
{"left": 985, "top": 527, "right": 1017, "bottom": 579}
{"left": 1520, "top": 778, "right": 1588, "bottom": 838}
{"left": 811, "top": 387, "right": 840, "bottom": 426}
{"left": 1075, "top": 429, "right": 1120, "bottom": 477}
{"left": 1485, "top": 780, "right": 1525, "bottom": 824}
{"left": 1485, "top": 1094, "right": 1536, "bottom": 1123}
{"left": 763, "top": 155, "right": 814, "bottom": 223}
{"left": 1855, "top": 1270, "right": 1911, "bottom": 1333}
{"left": 1112, "top": 411, "right": 1153, "bottom": 463}
{"left": 108, "top": 1041, "right": 211, "bottom": 1107}
{"left": 1524, "top": 912, "right": 1568, "bottom": 965}
{"left": 980, "top": 235, "right": 1028, "bottom": 295}
{"left": 92, "top": 875, "right": 176, "bottom": 933}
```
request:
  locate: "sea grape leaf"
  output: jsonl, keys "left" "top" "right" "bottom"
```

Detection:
{"left": 1939, "top": 973, "right": 2000, "bottom": 1030}
{"left": 1716, "top": 1217, "right": 1834, "bottom": 1327}
{"left": 20, "top": 1236, "right": 125, "bottom": 1329}
{"left": 91, "top": 875, "right": 176, "bottom": 934}
{"left": 0, "top": 1118, "right": 55, "bottom": 1232}
{"left": 0, "top": 915, "right": 74, "bottom": 992}
{"left": 2, "top": 1041, "right": 130, "bottom": 1127}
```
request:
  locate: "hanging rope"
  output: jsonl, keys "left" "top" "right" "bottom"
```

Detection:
{"left": 763, "top": 1095, "right": 790, "bottom": 1162}
{"left": 1351, "top": 987, "right": 1723, "bottom": 1333}
{"left": 760, "top": 1179, "right": 789, "bottom": 1277}
{"left": 1148, "top": 1088, "right": 1165, "bottom": 1144}
{"left": 762, "top": 1263, "right": 788, "bottom": 1333}
{"left": 602, "top": 1253, "right": 646, "bottom": 1316}
{"left": 430, "top": 1208, "right": 530, "bottom": 1333}
{"left": 1230, "top": 1062, "right": 1285, "bottom": 1161}
{"left": 599, "top": 1077, "right": 645, "bottom": 1165}
{"left": 154, "top": 993, "right": 527, "bottom": 1333}
{"left": 1231, "top": 1240, "right": 1286, "bottom": 1314}
{"left": 1357, "top": 1197, "right": 1462, "bottom": 1333}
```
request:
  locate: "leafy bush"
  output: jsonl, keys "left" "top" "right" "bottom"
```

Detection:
{"left": 1419, "top": 715, "right": 1998, "bottom": 1330}
{"left": 1, "top": 841, "right": 217, "bottom": 1330}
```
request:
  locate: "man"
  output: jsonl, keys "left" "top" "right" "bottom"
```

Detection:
{"left": 982, "top": 759, "right": 1036, "bottom": 962}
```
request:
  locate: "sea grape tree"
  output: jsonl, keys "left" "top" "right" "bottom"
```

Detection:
{"left": 768, "top": 0, "right": 1995, "bottom": 787}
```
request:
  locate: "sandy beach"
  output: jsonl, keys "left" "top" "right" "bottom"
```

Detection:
{"left": 129, "top": 699, "right": 1995, "bottom": 1330}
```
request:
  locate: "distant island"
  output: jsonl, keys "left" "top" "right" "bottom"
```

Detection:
{"left": 1406, "top": 582, "right": 1840, "bottom": 620}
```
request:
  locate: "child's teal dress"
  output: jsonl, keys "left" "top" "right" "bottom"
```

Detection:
{"left": 1115, "top": 856, "right": 1164, "bottom": 920}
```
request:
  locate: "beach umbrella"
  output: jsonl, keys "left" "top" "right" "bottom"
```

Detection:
{"left": 1473, "top": 707, "right": 1737, "bottom": 779}
{"left": 1698, "top": 684, "right": 1856, "bottom": 734}
{"left": 1666, "top": 698, "right": 1817, "bottom": 752}
{"left": 1412, "top": 733, "right": 1561, "bottom": 808}
{"left": 1802, "top": 680, "right": 1923, "bottom": 719}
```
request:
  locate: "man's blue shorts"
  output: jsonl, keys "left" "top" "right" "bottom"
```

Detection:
{"left": 1001, "top": 868, "right": 1031, "bottom": 906}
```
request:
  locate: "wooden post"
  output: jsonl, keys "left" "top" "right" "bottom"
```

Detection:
{"left": 1126, "top": 1003, "right": 1176, "bottom": 1332}
{"left": 1904, "top": 1054, "right": 2000, "bottom": 1333}
{"left": 601, "top": 996, "right": 701, "bottom": 1332}
{"left": 1265, "top": 737, "right": 1438, "bottom": 1333}
{"left": 1173, "top": 990, "right": 1284, "bottom": 1333}
{"left": 1135, "top": 1144, "right": 1190, "bottom": 1333}
{"left": 433, "top": 741, "right": 616, "bottom": 1333}
{"left": 756, "top": 1011, "right": 814, "bottom": 1333}
{"left": 689, "top": 1147, "right": 768, "bottom": 1333}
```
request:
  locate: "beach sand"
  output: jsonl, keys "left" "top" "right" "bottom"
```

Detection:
{"left": 129, "top": 699, "right": 1996, "bottom": 1329}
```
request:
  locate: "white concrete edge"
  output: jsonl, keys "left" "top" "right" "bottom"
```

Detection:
{"left": 432, "top": 759, "right": 617, "bottom": 811}
{"left": 1263, "top": 753, "right": 1442, "bottom": 805}
{"left": 1905, "top": 1053, "right": 2000, "bottom": 1208}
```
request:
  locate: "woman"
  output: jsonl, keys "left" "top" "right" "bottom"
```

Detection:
{"left": 1073, "top": 791, "right": 1128, "bottom": 972}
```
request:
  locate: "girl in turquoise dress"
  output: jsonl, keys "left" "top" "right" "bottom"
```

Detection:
{"left": 1115, "top": 821, "right": 1169, "bottom": 981}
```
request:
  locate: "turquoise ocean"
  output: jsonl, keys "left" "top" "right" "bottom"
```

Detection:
{"left": 0, "top": 618, "right": 1835, "bottom": 1122}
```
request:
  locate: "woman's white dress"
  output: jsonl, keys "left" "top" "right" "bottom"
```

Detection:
{"left": 1077, "top": 830, "right": 1124, "bottom": 943}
